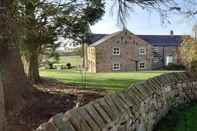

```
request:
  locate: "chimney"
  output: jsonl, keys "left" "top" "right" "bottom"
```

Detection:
{"left": 170, "top": 30, "right": 174, "bottom": 35}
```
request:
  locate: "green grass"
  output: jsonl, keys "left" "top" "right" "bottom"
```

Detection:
{"left": 40, "top": 70, "right": 173, "bottom": 91}
{"left": 155, "top": 103, "right": 197, "bottom": 131}
{"left": 59, "top": 56, "right": 82, "bottom": 66}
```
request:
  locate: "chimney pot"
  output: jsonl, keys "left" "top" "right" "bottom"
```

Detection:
{"left": 170, "top": 30, "right": 174, "bottom": 35}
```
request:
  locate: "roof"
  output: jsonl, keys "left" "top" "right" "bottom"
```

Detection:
{"left": 87, "top": 31, "right": 186, "bottom": 47}
{"left": 86, "top": 34, "right": 109, "bottom": 45}
{"left": 88, "top": 31, "right": 122, "bottom": 47}
{"left": 137, "top": 35, "right": 185, "bottom": 46}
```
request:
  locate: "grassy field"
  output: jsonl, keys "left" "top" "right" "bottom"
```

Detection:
{"left": 59, "top": 56, "right": 82, "bottom": 66}
{"left": 40, "top": 70, "right": 174, "bottom": 91}
{"left": 155, "top": 103, "right": 197, "bottom": 131}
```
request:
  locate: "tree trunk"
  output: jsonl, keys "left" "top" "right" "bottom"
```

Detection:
{"left": 23, "top": 51, "right": 40, "bottom": 83}
{"left": 0, "top": 0, "right": 32, "bottom": 116}
{"left": 0, "top": 78, "right": 6, "bottom": 131}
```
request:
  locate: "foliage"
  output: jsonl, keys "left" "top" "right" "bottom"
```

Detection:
{"left": 180, "top": 36, "right": 197, "bottom": 71}
{"left": 154, "top": 102, "right": 197, "bottom": 131}
{"left": 15, "top": 0, "right": 105, "bottom": 82}
{"left": 163, "top": 63, "right": 185, "bottom": 70}
{"left": 18, "top": 0, "right": 60, "bottom": 57}
{"left": 191, "top": 61, "right": 197, "bottom": 72}
{"left": 56, "top": 0, "right": 105, "bottom": 43}
{"left": 66, "top": 63, "right": 72, "bottom": 69}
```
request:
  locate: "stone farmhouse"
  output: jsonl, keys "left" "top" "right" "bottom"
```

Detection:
{"left": 86, "top": 30, "right": 185, "bottom": 73}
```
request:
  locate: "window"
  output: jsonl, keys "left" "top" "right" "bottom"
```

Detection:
{"left": 139, "top": 62, "right": 145, "bottom": 69}
{"left": 153, "top": 47, "right": 159, "bottom": 53}
{"left": 112, "top": 64, "right": 120, "bottom": 71}
{"left": 112, "top": 47, "right": 120, "bottom": 55}
{"left": 165, "top": 55, "right": 174, "bottom": 66}
{"left": 139, "top": 47, "right": 146, "bottom": 55}
{"left": 153, "top": 58, "right": 160, "bottom": 63}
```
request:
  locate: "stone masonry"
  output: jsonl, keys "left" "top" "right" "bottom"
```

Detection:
{"left": 87, "top": 31, "right": 152, "bottom": 73}
{"left": 35, "top": 72, "right": 197, "bottom": 131}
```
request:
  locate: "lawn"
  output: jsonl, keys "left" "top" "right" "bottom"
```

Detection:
{"left": 59, "top": 56, "right": 82, "bottom": 66}
{"left": 40, "top": 70, "right": 174, "bottom": 91}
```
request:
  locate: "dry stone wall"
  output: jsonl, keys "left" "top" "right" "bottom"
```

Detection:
{"left": 35, "top": 72, "right": 197, "bottom": 131}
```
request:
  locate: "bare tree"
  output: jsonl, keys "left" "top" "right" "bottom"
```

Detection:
{"left": 113, "top": 0, "right": 197, "bottom": 27}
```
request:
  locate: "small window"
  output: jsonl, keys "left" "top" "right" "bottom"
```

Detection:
{"left": 112, "top": 64, "right": 120, "bottom": 71}
{"left": 153, "top": 47, "right": 159, "bottom": 53}
{"left": 139, "top": 47, "right": 146, "bottom": 55}
{"left": 112, "top": 47, "right": 120, "bottom": 55}
{"left": 139, "top": 62, "right": 145, "bottom": 69}
{"left": 153, "top": 58, "right": 160, "bottom": 63}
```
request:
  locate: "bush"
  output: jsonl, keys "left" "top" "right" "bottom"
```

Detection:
{"left": 66, "top": 63, "right": 72, "bottom": 69}
{"left": 164, "top": 63, "right": 185, "bottom": 70}
{"left": 191, "top": 61, "right": 197, "bottom": 72}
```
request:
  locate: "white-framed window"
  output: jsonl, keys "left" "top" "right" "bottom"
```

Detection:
{"left": 165, "top": 55, "right": 174, "bottom": 66}
{"left": 112, "top": 47, "right": 120, "bottom": 56}
{"left": 153, "top": 58, "right": 160, "bottom": 63}
{"left": 139, "top": 47, "right": 146, "bottom": 55}
{"left": 153, "top": 47, "right": 159, "bottom": 53}
{"left": 139, "top": 62, "right": 145, "bottom": 69}
{"left": 112, "top": 63, "right": 120, "bottom": 71}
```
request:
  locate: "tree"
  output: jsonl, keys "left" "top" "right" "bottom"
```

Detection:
{"left": 18, "top": 0, "right": 105, "bottom": 83}
{"left": 180, "top": 36, "right": 197, "bottom": 71}
{"left": 18, "top": 0, "right": 59, "bottom": 83}
{"left": 56, "top": 0, "right": 105, "bottom": 68}
{"left": 0, "top": 0, "right": 33, "bottom": 128}
{"left": 115, "top": 0, "right": 197, "bottom": 27}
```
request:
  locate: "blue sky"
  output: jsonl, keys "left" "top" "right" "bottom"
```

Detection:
{"left": 90, "top": 1, "right": 196, "bottom": 35}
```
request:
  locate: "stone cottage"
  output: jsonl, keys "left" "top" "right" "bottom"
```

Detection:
{"left": 86, "top": 30, "right": 185, "bottom": 73}
{"left": 138, "top": 30, "right": 185, "bottom": 69}
{"left": 86, "top": 30, "right": 152, "bottom": 72}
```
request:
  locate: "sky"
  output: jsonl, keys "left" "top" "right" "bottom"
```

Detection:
{"left": 90, "top": 1, "right": 197, "bottom": 35}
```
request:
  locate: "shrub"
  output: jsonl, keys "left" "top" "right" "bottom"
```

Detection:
{"left": 191, "top": 61, "right": 197, "bottom": 72}
{"left": 164, "top": 63, "right": 185, "bottom": 70}
{"left": 66, "top": 63, "right": 72, "bottom": 69}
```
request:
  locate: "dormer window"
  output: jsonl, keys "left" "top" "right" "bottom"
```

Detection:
{"left": 112, "top": 47, "right": 120, "bottom": 55}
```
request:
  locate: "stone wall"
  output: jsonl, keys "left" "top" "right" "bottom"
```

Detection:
{"left": 35, "top": 72, "right": 197, "bottom": 131}
{"left": 87, "top": 30, "right": 152, "bottom": 73}
{"left": 152, "top": 46, "right": 178, "bottom": 69}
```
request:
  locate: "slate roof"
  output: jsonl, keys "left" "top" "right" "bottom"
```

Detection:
{"left": 88, "top": 31, "right": 124, "bottom": 47}
{"left": 86, "top": 34, "right": 109, "bottom": 45}
{"left": 87, "top": 31, "right": 186, "bottom": 47}
{"left": 137, "top": 35, "right": 184, "bottom": 47}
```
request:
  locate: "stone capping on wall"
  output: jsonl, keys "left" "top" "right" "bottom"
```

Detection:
{"left": 35, "top": 72, "right": 197, "bottom": 131}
